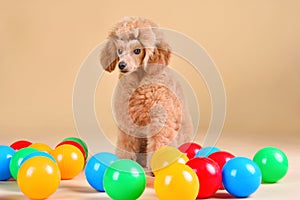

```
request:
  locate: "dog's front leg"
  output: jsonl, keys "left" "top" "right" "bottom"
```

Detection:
{"left": 115, "top": 129, "right": 138, "bottom": 161}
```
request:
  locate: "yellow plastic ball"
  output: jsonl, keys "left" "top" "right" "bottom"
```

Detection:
{"left": 17, "top": 156, "right": 61, "bottom": 200}
{"left": 29, "top": 143, "right": 53, "bottom": 153}
{"left": 154, "top": 164, "right": 199, "bottom": 200}
{"left": 51, "top": 144, "right": 85, "bottom": 180}
{"left": 151, "top": 146, "right": 189, "bottom": 175}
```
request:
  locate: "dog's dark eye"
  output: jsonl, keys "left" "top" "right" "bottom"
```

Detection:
{"left": 118, "top": 49, "right": 123, "bottom": 54}
{"left": 133, "top": 49, "right": 141, "bottom": 55}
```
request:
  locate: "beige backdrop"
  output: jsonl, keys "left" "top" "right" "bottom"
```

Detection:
{"left": 0, "top": 0, "right": 299, "bottom": 147}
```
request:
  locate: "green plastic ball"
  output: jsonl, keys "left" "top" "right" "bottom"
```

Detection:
{"left": 9, "top": 147, "right": 39, "bottom": 180}
{"left": 253, "top": 147, "right": 288, "bottom": 183}
{"left": 103, "top": 159, "right": 146, "bottom": 200}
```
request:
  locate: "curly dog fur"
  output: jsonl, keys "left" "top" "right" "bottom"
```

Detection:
{"left": 100, "top": 17, "right": 194, "bottom": 172}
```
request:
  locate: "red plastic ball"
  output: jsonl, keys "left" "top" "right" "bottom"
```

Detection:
{"left": 56, "top": 141, "right": 87, "bottom": 160}
{"left": 10, "top": 140, "right": 32, "bottom": 150}
{"left": 208, "top": 151, "right": 235, "bottom": 189}
{"left": 178, "top": 142, "right": 202, "bottom": 159}
{"left": 186, "top": 157, "right": 222, "bottom": 198}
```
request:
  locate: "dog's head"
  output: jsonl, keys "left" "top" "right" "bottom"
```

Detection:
{"left": 100, "top": 17, "right": 171, "bottom": 76}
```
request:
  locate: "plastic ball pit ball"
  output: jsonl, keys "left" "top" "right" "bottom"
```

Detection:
{"left": 222, "top": 157, "right": 262, "bottom": 198}
{"left": 208, "top": 151, "right": 235, "bottom": 169}
{"left": 208, "top": 151, "right": 235, "bottom": 189}
{"left": 17, "top": 156, "right": 61, "bottom": 200}
{"left": 56, "top": 140, "right": 87, "bottom": 160}
{"left": 62, "top": 137, "right": 89, "bottom": 158}
{"left": 9, "top": 147, "right": 39, "bottom": 180}
{"left": 51, "top": 144, "right": 85, "bottom": 180}
{"left": 195, "top": 146, "right": 220, "bottom": 157}
{"left": 186, "top": 157, "right": 222, "bottom": 198}
{"left": 29, "top": 142, "right": 53, "bottom": 153}
{"left": 0, "top": 145, "right": 15, "bottom": 181}
{"left": 151, "top": 146, "right": 189, "bottom": 175}
{"left": 10, "top": 140, "right": 32, "bottom": 150}
{"left": 85, "top": 152, "right": 119, "bottom": 191}
{"left": 103, "top": 159, "right": 146, "bottom": 200}
{"left": 178, "top": 142, "right": 202, "bottom": 159}
{"left": 154, "top": 163, "right": 199, "bottom": 200}
{"left": 253, "top": 146, "right": 288, "bottom": 183}
{"left": 21, "top": 151, "right": 56, "bottom": 166}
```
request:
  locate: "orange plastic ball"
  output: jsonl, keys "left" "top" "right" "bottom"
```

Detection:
{"left": 29, "top": 143, "right": 53, "bottom": 153}
{"left": 17, "top": 156, "right": 60, "bottom": 200}
{"left": 51, "top": 144, "right": 85, "bottom": 180}
{"left": 151, "top": 146, "right": 189, "bottom": 175}
{"left": 154, "top": 163, "right": 199, "bottom": 200}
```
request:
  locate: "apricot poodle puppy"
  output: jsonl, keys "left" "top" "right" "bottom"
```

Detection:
{"left": 100, "top": 16, "right": 194, "bottom": 171}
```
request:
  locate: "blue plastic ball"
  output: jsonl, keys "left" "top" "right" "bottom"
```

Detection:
{"left": 0, "top": 145, "right": 16, "bottom": 181}
{"left": 21, "top": 151, "right": 56, "bottom": 166}
{"left": 195, "top": 146, "right": 220, "bottom": 157}
{"left": 85, "top": 152, "right": 119, "bottom": 191}
{"left": 222, "top": 157, "right": 262, "bottom": 198}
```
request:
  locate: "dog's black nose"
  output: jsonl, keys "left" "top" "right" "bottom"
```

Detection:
{"left": 118, "top": 61, "right": 127, "bottom": 70}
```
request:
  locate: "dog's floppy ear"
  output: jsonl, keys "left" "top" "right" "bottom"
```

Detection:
{"left": 137, "top": 27, "right": 155, "bottom": 66}
{"left": 148, "top": 43, "right": 171, "bottom": 66}
{"left": 100, "top": 38, "right": 119, "bottom": 72}
{"left": 144, "top": 39, "right": 171, "bottom": 75}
